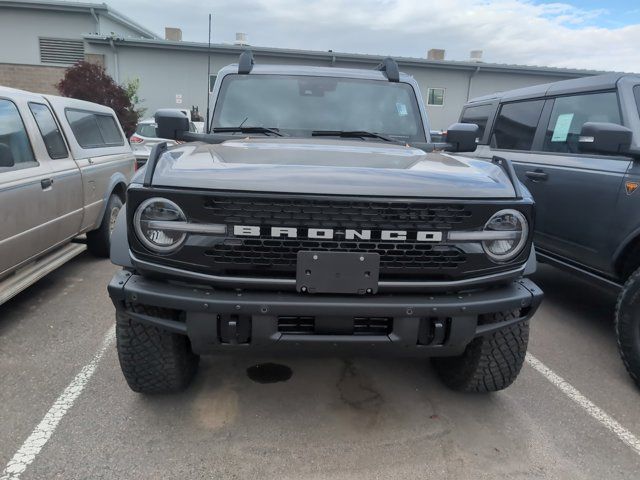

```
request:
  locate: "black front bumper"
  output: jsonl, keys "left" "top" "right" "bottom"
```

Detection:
{"left": 108, "top": 270, "right": 543, "bottom": 357}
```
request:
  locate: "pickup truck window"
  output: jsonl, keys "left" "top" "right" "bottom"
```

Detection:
{"left": 212, "top": 74, "right": 426, "bottom": 142}
{"left": 65, "top": 109, "right": 124, "bottom": 148}
{"left": 542, "top": 91, "right": 621, "bottom": 154}
{"left": 0, "top": 99, "right": 36, "bottom": 169}
{"left": 460, "top": 104, "right": 494, "bottom": 140}
{"left": 492, "top": 100, "right": 544, "bottom": 151}
{"left": 28, "top": 102, "right": 68, "bottom": 159}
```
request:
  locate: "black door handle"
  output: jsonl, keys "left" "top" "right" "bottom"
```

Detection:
{"left": 525, "top": 170, "right": 548, "bottom": 181}
{"left": 41, "top": 178, "right": 53, "bottom": 189}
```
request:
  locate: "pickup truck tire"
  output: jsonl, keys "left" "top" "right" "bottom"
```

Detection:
{"left": 116, "top": 307, "right": 199, "bottom": 394}
{"left": 432, "top": 311, "right": 528, "bottom": 393}
{"left": 87, "top": 194, "right": 122, "bottom": 258}
{"left": 615, "top": 267, "right": 640, "bottom": 388}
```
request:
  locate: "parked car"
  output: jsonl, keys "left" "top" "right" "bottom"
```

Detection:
{"left": 0, "top": 86, "right": 135, "bottom": 305}
{"left": 108, "top": 53, "right": 542, "bottom": 395}
{"left": 129, "top": 115, "right": 197, "bottom": 167}
{"left": 460, "top": 73, "right": 640, "bottom": 387}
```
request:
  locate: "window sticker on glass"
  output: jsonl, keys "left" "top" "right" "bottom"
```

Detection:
{"left": 551, "top": 113, "right": 574, "bottom": 142}
{"left": 396, "top": 102, "right": 408, "bottom": 116}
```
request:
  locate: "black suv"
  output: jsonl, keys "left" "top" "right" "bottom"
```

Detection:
{"left": 108, "top": 54, "right": 542, "bottom": 394}
{"left": 461, "top": 73, "right": 640, "bottom": 387}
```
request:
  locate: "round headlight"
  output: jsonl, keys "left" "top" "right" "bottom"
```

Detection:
{"left": 482, "top": 209, "right": 528, "bottom": 262}
{"left": 134, "top": 197, "right": 187, "bottom": 253}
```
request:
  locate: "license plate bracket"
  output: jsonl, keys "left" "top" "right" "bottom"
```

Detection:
{"left": 296, "top": 251, "right": 380, "bottom": 294}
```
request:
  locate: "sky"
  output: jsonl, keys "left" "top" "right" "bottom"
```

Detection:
{"left": 105, "top": 0, "right": 640, "bottom": 72}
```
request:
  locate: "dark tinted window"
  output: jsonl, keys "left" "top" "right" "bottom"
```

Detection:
{"left": 634, "top": 85, "right": 640, "bottom": 116}
{"left": 0, "top": 99, "right": 36, "bottom": 169}
{"left": 29, "top": 103, "right": 68, "bottom": 159}
{"left": 66, "top": 109, "right": 123, "bottom": 148}
{"left": 492, "top": 100, "right": 544, "bottom": 150}
{"left": 542, "top": 91, "right": 621, "bottom": 154}
{"left": 460, "top": 104, "right": 494, "bottom": 140}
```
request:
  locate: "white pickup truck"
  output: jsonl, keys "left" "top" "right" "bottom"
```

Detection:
{"left": 0, "top": 86, "right": 135, "bottom": 305}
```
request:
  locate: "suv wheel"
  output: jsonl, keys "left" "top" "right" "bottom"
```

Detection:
{"left": 87, "top": 194, "right": 122, "bottom": 258}
{"left": 432, "top": 310, "right": 529, "bottom": 393}
{"left": 615, "top": 267, "right": 640, "bottom": 388}
{"left": 116, "top": 306, "right": 199, "bottom": 394}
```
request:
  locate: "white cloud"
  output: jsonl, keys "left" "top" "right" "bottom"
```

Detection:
{"left": 109, "top": 0, "right": 640, "bottom": 72}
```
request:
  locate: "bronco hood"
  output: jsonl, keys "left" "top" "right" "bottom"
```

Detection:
{"left": 149, "top": 138, "right": 517, "bottom": 199}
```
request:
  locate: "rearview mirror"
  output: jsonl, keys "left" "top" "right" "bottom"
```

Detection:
{"left": 0, "top": 143, "right": 15, "bottom": 168}
{"left": 444, "top": 123, "right": 479, "bottom": 153}
{"left": 578, "top": 122, "right": 632, "bottom": 155}
{"left": 155, "top": 109, "right": 190, "bottom": 141}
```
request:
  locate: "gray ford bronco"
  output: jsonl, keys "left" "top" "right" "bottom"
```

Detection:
{"left": 108, "top": 53, "right": 543, "bottom": 394}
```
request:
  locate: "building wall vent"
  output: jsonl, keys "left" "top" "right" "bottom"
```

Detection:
{"left": 39, "top": 38, "right": 85, "bottom": 65}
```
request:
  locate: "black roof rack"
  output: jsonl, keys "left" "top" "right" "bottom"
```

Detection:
{"left": 376, "top": 57, "right": 399, "bottom": 82}
{"left": 238, "top": 49, "right": 254, "bottom": 74}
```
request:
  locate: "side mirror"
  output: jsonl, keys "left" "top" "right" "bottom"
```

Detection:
{"left": 578, "top": 122, "right": 632, "bottom": 155}
{"left": 0, "top": 143, "right": 15, "bottom": 168}
{"left": 155, "top": 109, "right": 190, "bottom": 140}
{"left": 444, "top": 123, "right": 479, "bottom": 153}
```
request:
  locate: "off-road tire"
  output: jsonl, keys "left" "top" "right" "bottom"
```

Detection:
{"left": 87, "top": 194, "right": 122, "bottom": 257}
{"left": 432, "top": 310, "right": 529, "bottom": 393}
{"left": 116, "top": 306, "right": 199, "bottom": 394}
{"left": 615, "top": 267, "right": 640, "bottom": 388}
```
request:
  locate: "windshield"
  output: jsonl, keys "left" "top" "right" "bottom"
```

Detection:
{"left": 135, "top": 123, "right": 158, "bottom": 138}
{"left": 212, "top": 74, "right": 426, "bottom": 142}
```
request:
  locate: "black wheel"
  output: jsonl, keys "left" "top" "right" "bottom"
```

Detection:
{"left": 116, "top": 306, "right": 199, "bottom": 394}
{"left": 615, "top": 267, "right": 640, "bottom": 388}
{"left": 87, "top": 194, "right": 122, "bottom": 257}
{"left": 432, "top": 311, "right": 529, "bottom": 393}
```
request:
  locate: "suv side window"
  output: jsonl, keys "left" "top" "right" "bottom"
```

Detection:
{"left": 28, "top": 102, "right": 68, "bottom": 159}
{"left": 492, "top": 100, "right": 545, "bottom": 150}
{"left": 542, "top": 91, "right": 621, "bottom": 154}
{"left": 65, "top": 109, "right": 124, "bottom": 148}
{"left": 460, "top": 104, "right": 494, "bottom": 140}
{"left": 0, "top": 99, "right": 37, "bottom": 170}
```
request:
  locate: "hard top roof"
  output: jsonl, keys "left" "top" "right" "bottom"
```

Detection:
{"left": 467, "top": 73, "right": 640, "bottom": 104}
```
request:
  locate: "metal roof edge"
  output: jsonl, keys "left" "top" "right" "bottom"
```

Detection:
{"left": 83, "top": 35, "right": 613, "bottom": 78}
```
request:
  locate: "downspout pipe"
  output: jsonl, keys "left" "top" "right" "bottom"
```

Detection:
{"left": 466, "top": 66, "right": 480, "bottom": 101}
{"left": 90, "top": 7, "right": 99, "bottom": 32}
{"left": 109, "top": 38, "right": 120, "bottom": 83}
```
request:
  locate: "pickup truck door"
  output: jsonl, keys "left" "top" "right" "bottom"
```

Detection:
{"left": 0, "top": 98, "right": 58, "bottom": 276}
{"left": 28, "top": 102, "right": 83, "bottom": 242}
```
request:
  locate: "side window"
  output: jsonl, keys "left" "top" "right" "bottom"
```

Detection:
{"left": 542, "top": 91, "right": 621, "bottom": 154}
{"left": 28, "top": 103, "right": 68, "bottom": 159}
{"left": 460, "top": 104, "right": 494, "bottom": 140}
{"left": 65, "top": 109, "right": 124, "bottom": 148}
{"left": 492, "top": 100, "right": 544, "bottom": 150}
{"left": 0, "top": 99, "right": 37, "bottom": 170}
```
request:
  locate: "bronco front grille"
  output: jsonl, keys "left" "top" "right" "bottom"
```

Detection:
{"left": 128, "top": 190, "right": 532, "bottom": 282}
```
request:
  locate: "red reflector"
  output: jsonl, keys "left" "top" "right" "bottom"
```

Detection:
{"left": 130, "top": 135, "right": 143, "bottom": 144}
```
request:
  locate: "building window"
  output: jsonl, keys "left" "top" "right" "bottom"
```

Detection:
{"left": 427, "top": 88, "right": 445, "bottom": 106}
{"left": 39, "top": 38, "right": 85, "bottom": 65}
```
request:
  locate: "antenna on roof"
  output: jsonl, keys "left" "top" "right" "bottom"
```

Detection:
{"left": 205, "top": 13, "right": 212, "bottom": 133}
{"left": 376, "top": 57, "right": 400, "bottom": 82}
{"left": 238, "top": 49, "right": 254, "bottom": 74}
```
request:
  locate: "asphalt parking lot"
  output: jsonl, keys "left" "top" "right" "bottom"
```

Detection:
{"left": 1, "top": 254, "right": 640, "bottom": 479}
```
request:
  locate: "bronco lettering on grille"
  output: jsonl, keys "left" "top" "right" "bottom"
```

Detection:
{"left": 233, "top": 225, "right": 443, "bottom": 242}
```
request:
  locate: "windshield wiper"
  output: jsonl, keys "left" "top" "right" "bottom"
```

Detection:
{"left": 212, "top": 126, "right": 284, "bottom": 137}
{"left": 311, "top": 130, "right": 404, "bottom": 145}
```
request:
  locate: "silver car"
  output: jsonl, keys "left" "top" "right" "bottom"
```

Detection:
{"left": 0, "top": 86, "right": 135, "bottom": 304}
{"left": 129, "top": 117, "right": 197, "bottom": 166}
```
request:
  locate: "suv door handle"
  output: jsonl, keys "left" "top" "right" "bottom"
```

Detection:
{"left": 525, "top": 170, "right": 548, "bottom": 181}
{"left": 40, "top": 178, "right": 54, "bottom": 189}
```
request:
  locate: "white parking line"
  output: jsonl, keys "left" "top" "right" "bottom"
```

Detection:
{"left": 0, "top": 326, "right": 115, "bottom": 480}
{"left": 526, "top": 353, "right": 640, "bottom": 456}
